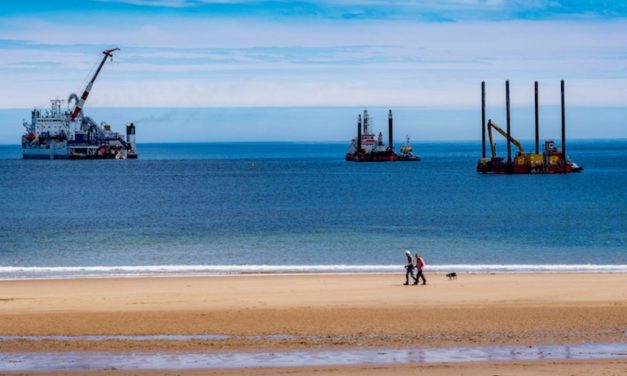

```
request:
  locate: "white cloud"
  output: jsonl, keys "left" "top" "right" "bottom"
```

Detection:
{"left": 0, "top": 16, "right": 626, "bottom": 108}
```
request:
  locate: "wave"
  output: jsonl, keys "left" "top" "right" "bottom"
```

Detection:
{"left": 0, "top": 264, "right": 626, "bottom": 279}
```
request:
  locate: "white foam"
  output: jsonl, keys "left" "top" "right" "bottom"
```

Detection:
{"left": 0, "top": 264, "right": 626, "bottom": 280}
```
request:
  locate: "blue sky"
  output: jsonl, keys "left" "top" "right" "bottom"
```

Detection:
{"left": 1, "top": 0, "right": 626, "bottom": 141}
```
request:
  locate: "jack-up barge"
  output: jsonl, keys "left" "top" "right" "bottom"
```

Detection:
{"left": 477, "top": 80, "right": 582, "bottom": 174}
{"left": 346, "top": 110, "right": 419, "bottom": 162}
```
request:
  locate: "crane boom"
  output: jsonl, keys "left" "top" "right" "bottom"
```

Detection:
{"left": 70, "top": 48, "right": 119, "bottom": 121}
{"left": 487, "top": 119, "right": 524, "bottom": 158}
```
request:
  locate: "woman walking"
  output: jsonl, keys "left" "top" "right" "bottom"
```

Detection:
{"left": 413, "top": 252, "right": 427, "bottom": 285}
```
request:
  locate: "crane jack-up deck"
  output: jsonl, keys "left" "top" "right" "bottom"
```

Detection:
{"left": 476, "top": 80, "right": 582, "bottom": 174}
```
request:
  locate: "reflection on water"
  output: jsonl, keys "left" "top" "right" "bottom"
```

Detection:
{"left": 0, "top": 342, "right": 625, "bottom": 371}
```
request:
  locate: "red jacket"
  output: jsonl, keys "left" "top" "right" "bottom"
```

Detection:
{"left": 416, "top": 257, "right": 425, "bottom": 270}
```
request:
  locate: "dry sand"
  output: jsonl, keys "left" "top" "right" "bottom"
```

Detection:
{"left": 0, "top": 273, "right": 625, "bottom": 374}
{"left": 0, "top": 273, "right": 626, "bottom": 351}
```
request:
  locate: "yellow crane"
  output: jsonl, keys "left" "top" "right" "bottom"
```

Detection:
{"left": 487, "top": 119, "right": 544, "bottom": 169}
{"left": 487, "top": 119, "right": 524, "bottom": 158}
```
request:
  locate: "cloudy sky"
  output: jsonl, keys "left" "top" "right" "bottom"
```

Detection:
{"left": 1, "top": 1, "right": 626, "bottom": 141}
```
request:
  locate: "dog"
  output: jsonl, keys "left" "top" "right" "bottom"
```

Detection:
{"left": 446, "top": 272, "right": 457, "bottom": 280}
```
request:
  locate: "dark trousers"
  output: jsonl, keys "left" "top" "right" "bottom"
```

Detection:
{"left": 415, "top": 269, "right": 426, "bottom": 284}
{"left": 405, "top": 266, "right": 416, "bottom": 284}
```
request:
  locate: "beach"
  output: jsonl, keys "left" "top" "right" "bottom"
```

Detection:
{"left": 0, "top": 273, "right": 625, "bottom": 374}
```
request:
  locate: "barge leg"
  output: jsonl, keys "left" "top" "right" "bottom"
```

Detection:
{"left": 357, "top": 114, "right": 362, "bottom": 156}
{"left": 481, "top": 81, "right": 486, "bottom": 159}
{"left": 535, "top": 81, "right": 539, "bottom": 154}
{"left": 561, "top": 80, "right": 566, "bottom": 173}
{"left": 506, "top": 80, "right": 511, "bottom": 164}
{"left": 388, "top": 110, "right": 394, "bottom": 152}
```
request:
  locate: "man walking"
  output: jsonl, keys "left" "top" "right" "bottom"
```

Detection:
{"left": 413, "top": 252, "right": 427, "bottom": 285}
{"left": 403, "top": 250, "right": 416, "bottom": 285}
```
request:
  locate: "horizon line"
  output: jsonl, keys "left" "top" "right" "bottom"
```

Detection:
{"left": 2, "top": 138, "right": 627, "bottom": 147}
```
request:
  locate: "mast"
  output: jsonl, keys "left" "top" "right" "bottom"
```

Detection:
{"left": 71, "top": 48, "right": 119, "bottom": 121}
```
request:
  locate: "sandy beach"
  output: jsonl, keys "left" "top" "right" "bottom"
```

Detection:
{"left": 0, "top": 273, "right": 626, "bottom": 374}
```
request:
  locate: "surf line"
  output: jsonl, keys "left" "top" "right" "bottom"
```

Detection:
{"left": 1, "top": 264, "right": 627, "bottom": 280}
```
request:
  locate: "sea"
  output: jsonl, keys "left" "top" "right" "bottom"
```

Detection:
{"left": 0, "top": 140, "right": 625, "bottom": 279}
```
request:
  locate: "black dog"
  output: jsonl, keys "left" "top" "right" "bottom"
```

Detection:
{"left": 446, "top": 272, "right": 457, "bottom": 280}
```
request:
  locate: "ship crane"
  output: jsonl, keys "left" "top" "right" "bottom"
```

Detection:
{"left": 70, "top": 48, "right": 119, "bottom": 121}
{"left": 487, "top": 119, "right": 524, "bottom": 158}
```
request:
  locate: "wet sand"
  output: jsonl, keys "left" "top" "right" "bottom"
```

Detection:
{"left": 8, "top": 359, "right": 626, "bottom": 376}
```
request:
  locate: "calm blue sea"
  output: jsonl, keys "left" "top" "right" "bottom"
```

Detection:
{"left": 0, "top": 141, "right": 625, "bottom": 278}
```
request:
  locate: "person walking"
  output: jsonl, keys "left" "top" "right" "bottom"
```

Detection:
{"left": 403, "top": 250, "right": 416, "bottom": 285}
{"left": 413, "top": 252, "right": 427, "bottom": 285}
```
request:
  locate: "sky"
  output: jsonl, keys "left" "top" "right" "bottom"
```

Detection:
{"left": 1, "top": 0, "right": 627, "bottom": 142}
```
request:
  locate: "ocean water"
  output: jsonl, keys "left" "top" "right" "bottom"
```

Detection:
{"left": 0, "top": 141, "right": 625, "bottom": 278}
